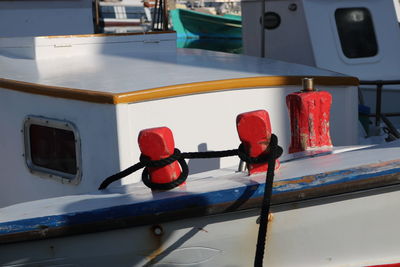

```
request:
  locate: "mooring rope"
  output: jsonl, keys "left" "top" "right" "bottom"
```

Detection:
{"left": 98, "top": 134, "right": 282, "bottom": 190}
{"left": 254, "top": 134, "right": 279, "bottom": 267}
{"left": 98, "top": 134, "right": 282, "bottom": 266}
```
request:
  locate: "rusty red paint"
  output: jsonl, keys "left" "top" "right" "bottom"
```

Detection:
{"left": 286, "top": 90, "right": 332, "bottom": 153}
{"left": 236, "top": 110, "right": 280, "bottom": 175}
{"left": 138, "top": 127, "right": 182, "bottom": 186}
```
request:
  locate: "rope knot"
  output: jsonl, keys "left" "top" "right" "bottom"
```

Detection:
{"left": 139, "top": 148, "right": 182, "bottom": 168}
{"left": 238, "top": 134, "right": 283, "bottom": 164}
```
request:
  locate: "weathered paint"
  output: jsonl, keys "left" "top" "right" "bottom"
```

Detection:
{"left": 138, "top": 127, "right": 181, "bottom": 185}
{"left": 2, "top": 158, "right": 400, "bottom": 244}
{"left": 286, "top": 90, "right": 332, "bottom": 153}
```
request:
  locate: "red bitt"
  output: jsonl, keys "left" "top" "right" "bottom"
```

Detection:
{"left": 286, "top": 91, "right": 332, "bottom": 153}
{"left": 138, "top": 127, "right": 182, "bottom": 185}
{"left": 236, "top": 110, "right": 280, "bottom": 175}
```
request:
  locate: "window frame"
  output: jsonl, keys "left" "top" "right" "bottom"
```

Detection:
{"left": 23, "top": 116, "right": 82, "bottom": 185}
{"left": 332, "top": 7, "right": 381, "bottom": 64}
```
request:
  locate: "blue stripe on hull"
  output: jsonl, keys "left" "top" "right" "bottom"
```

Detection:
{"left": 2, "top": 160, "right": 400, "bottom": 236}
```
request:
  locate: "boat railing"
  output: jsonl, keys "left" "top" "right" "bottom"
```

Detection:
{"left": 359, "top": 80, "right": 400, "bottom": 139}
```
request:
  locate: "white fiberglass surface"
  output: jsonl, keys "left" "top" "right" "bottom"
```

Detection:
{"left": 0, "top": 46, "right": 346, "bottom": 94}
{"left": 2, "top": 140, "right": 400, "bottom": 222}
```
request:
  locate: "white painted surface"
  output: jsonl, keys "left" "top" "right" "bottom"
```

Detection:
{"left": 303, "top": 0, "right": 400, "bottom": 81}
{"left": 242, "top": 0, "right": 400, "bottom": 80}
{"left": 0, "top": 0, "right": 94, "bottom": 37}
{"left": 0, "top": 34, "right": 346, "bottom": 93}
{"left": 242, "top": 0, "right": 316, "bottom": 66}
{"left": 0, "top": 33, "right": 358, "bottom": 205}
{"left": 0, "top": 82, "right": 358, "bottom": 205}
{"left": 4, "top": 139, "right": 398, "bottom": 222}
{"left": 242, "top": 0, "right": 400, "bottom": 128}
{"left": 2, "top": 139, "right": 400, "bottom": 266}
{"left": 0, "top": 90, "right": 121, "bottom": 208}
{"left": 3, "top": 188, "right": 400, "bottom": 266}
{"left": 118, "top": 84, "right": 358, "bottom": 184}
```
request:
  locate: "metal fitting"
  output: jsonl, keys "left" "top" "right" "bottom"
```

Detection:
{"left": 302, "top": 77, "right": 315, "bottom": 92}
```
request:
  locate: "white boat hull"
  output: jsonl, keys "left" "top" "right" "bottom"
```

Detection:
{"left": 2, "top": 186, "right": 400, "bottom": 266}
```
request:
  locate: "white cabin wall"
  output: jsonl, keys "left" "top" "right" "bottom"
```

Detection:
{"left": 303, "top": 0, "right": 400, "bottom": 81}
{"left": 0, "top": 33, "right": 177, "bottom": 60}
{"left": 242, "top": 0, "right": 315, "bottom": 66}
{"left": 0, "top": 90, "right": 121, "bottom": 207}
{"left": 0, "top": 0, "right": 93, "bottom": 37}
{"left": 264, "top": 0, "right": 315, "bottom": 66}
{"left": 118, "top": 85, "right": 358, "bottom": 184}
{"left": 241, "top": 1, "right": 263, "bottom": 57}
{"left": 242, "top": 0, "right": 400, "bottom": 80}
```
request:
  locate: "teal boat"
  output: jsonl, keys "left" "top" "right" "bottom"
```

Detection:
{"left": 170, "top": 8, "right": 241, "bottom": 39}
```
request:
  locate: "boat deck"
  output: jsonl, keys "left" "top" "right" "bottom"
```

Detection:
{"left": 2, "top": 140, "right": 400, "bottom": 243}
{"left": 0, "top": 33, "right": 357, "bottom": 104}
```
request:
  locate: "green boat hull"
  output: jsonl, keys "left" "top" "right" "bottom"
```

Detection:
{"left": 170, "top": 8, "right": 241, "bottom": 39}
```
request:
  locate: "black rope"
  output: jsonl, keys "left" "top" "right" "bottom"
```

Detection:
{"left": 98, "top": 134, "right": 281, "bottom": 266}
{"left": 142, "top": 158, "right": 189, "bottom": 190}
{"left": 98, "top": 134, "right": 282, "bottom": 191}
{"left": 254, "top": 134, "right": 279, "bottom": 267}
{"left": 98, "top": 162, "right": 145, "bottom": 190}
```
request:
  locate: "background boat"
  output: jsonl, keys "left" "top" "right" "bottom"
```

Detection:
{"left": 170, "top": 8, "right": 241, "bottom": 39}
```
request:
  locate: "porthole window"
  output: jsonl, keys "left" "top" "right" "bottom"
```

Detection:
{"left": 24, "top": 116, "right": 82, "bottom": 184}
{"left": 335, "top": 8, "right": 378, "bottom": 58}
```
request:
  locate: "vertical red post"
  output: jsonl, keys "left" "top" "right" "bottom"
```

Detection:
{"left": 138, "top": 127, "right": 182, "bottom": 185}
{"left": 236, "top": 110, "right": 280, "bottom": 175}
{"left": 286, "top": 78, "right": 332, "bottom": 153}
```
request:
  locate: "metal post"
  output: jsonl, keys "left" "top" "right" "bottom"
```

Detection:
{"left": 375, "top": 82, "right": 383, "bottom": 127}
{"left": 162, "top": 0, "right": 168, "bottom": 31}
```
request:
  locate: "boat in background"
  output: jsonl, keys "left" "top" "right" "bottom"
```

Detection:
{"left": 242, "top": 0, "right": 400, "bottom": 137}
{"left": 98, "top": 0, "right": 151, "bottom": 33}
{"left": 176, "top": 36, "right": 242, "bottom": 53}
{"left": 170, "top": 8, "right": 241, "bottom": 38}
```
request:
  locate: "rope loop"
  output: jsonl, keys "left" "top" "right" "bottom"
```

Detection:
{"left": 142, "top": 158, "right": 189, "bottom": 190}
{"left": 139, "top": 148, "right": 182, "bottom": 168}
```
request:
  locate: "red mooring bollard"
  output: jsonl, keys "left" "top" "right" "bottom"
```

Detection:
{"left": 286, "top": 78, "right": 333, "bottom": 153}
{"left": 138, "top": 127, "right": 182, "bottom": 187}
{"left": 236, "top": 110, "right": 280, "bottom": 175}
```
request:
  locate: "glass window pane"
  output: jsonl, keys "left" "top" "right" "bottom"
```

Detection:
{"left": 335, "top": 8, "right": 378, "bottom": 58}
{"left": 29, "top": 124, "right": 77, "bottom": 175}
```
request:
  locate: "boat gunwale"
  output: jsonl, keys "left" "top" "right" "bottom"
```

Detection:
{"left": 0, "top": 76, "right": 359, "bottom": 104}
{"left": 0, "top": 157, "right": 399, "bottom": 245}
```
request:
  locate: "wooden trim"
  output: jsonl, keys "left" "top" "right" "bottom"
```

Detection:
{"left": 0, "top": 78, "right": 116, "bottom": 104}
{"left": 0, "top": 76, "right": 359, "bottom": 105}
{"left": 114, "top": 76, "right": 359, "bottom": 104}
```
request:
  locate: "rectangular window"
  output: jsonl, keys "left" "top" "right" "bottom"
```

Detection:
{"left": 24, "top": 116, "right": 81, "bottom": 184}
{"left": 335, "top": 8, "right": 378, "bottom": 58}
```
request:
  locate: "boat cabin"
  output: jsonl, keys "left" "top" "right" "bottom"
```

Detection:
{"left": 242, "top": 0, "right": 400, "bottom": 127}
{"left": 0, "top": 32, "right": 358, "bottom": 207}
